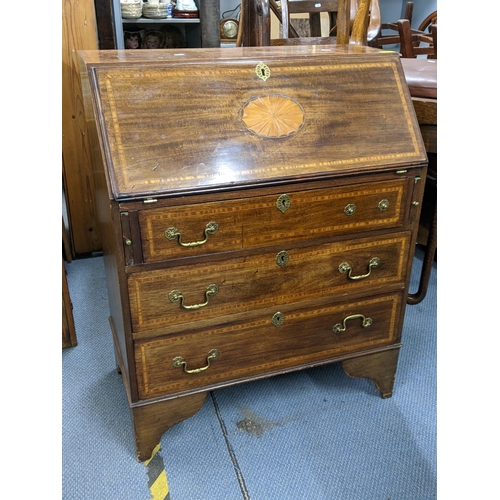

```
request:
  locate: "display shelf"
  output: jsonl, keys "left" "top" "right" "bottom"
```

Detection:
{"left": 114, "top": 0, "right": 211, "bottom": 49}
{"left": 121, "top": 17, "right": 200, "bottom": 24}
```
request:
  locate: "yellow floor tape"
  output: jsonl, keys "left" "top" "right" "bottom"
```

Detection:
{"left": 144, "top": 444, "right": 170, "bottom": 500}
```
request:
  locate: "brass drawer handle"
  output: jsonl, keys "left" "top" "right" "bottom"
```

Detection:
{"left": 333, "top": 314, "right": 373, "bottom": 333}
{"left": 164, "top": 221, "right": 219, "bottom": 247}
{"left": 172, "top": 349, "right": 220, "bottom": 374}
{"left": 338, "top": 257, "right": 380, "bottom": 280}
{"left": 168, "top": 284, "right": 219, "bottom": 310}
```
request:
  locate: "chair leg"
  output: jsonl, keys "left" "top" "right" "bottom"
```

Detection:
{"left": 407, "top": 200, "right": 437, "bottom": 305}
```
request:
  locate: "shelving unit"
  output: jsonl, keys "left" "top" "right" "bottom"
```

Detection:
{"left": 113, "top": 0, "right": 220, "bottom": 49}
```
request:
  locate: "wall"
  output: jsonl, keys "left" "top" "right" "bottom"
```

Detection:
{"left": 220, "top": 0, "right": 242, "bottom": 19}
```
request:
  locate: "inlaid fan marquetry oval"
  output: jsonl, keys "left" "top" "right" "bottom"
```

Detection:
{"left": 241, "top": 94, "right": 305, "bottom": 138}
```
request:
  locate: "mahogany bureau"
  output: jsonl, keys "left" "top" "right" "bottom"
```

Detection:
{"left": 79, "top": 45, "right": 427, "bottom": 461}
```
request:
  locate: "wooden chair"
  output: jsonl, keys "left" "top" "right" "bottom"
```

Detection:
{"left": 371, "top": 3, "right": 437, "bottom": 60}
{"left": 370, "top": 1, "right": 413, "bottom": 49}
{"left": 280, "top": 0, "right": 339, "bottom": 39}
{"left": 397, "top": 18, "right": 437, "bottom": 58}
{"left": 239, "top": 0, "right": 378, "bottom": 48}
{"left": 418, "top": 9, "right": 437, "bottom": 33}
{"left": 277, "top": 0, "right": 381, "bottom": 46}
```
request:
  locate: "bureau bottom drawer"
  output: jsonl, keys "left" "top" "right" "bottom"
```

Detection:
{"left": 134, "top": 292, "right": 403, "bottom": 400}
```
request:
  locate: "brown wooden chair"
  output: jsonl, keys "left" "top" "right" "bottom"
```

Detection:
{"left": 370, "top": 1, "right": 413, "bottom": 49}
{"left": 277, "top": 0, "right": 381, "bottom": 45}
{"left": 239, "top": 0, "right": 378, "bottom": 48}
{"left": 418, "top": 9, "right": 437, "bottom": 33}
{"left": 371, "top": 4, "right": 436, "bottom": 60}
{"left": 280, "top": 0, "right": 339, "bottom": 39}
{"left": 397, "top": 18, "right": 437, "bottom": 58}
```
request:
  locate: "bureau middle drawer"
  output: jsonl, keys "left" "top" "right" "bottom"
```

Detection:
{"left": 128, "top": 233, "right": 410, "bottom": 333}
{"left": 134, "top": 292, "right": 403, "bottom": 400}
{"left": 137, "top": 179, "right": 409, "bottom": 262}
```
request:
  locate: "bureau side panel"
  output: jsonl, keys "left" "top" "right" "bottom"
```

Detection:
{"left": 80, "top": 56, "right": 140, "bottom": 402}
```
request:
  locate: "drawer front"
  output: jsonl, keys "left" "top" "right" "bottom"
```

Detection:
{"left": 134, "top": 293, "right": 402, "bottom": 400}
{"left": 138, "top": 179, "right": 408, "bottom": 262}
{"left": 128, "top": 233, "right": 410, "bottom": 333}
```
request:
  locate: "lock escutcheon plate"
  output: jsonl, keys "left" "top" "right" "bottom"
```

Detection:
{"left": 275, "top": 250, "right": 290, "bottom": 267}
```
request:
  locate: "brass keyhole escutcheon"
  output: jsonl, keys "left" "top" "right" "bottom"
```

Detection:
{"left": 378, "top": 199, "right": 390, "bottom": 211}
{"left": 271, "top": 312, "right": 284, "bottom": 327}
{"left": 275, "top": 251, "right": 290, "bottom": 268}
{"left": 276, "top": 194, "right": 291, "bottom": 213}
{"left": 344, "top": 203, "right": 356, "bottom": 216}
{"left": 255, "top": 62, "right": 271, "bottom": 81}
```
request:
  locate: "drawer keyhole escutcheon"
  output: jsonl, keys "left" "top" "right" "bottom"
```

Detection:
{"left": 271, "top": 312, "right": 285, "bottom": 327}
{"left": 333, "top": 314, "right": 373, "bottom": 333}
{"left": 339, "top": 257, "right": 380, "bottom": 280}
{"left": 255, "top": 62, "right": 271, "bottom": 81}
{"left": 165, "top": 221, "right": 219, "bottom": 247}
{"left": 378, "top": 199, "right": 390, "bottom": 211}
{"left": 344, "top": 203, "right": 356, "bottom": 216}
{"left": 275, "top": 250, "right": 290, "bottom": 267}
{"left": 168, "top": 284, "right": 219, "bottom": 310}
{"left": 172, "top": 349, "right": 220, "bottom": 374}
{"left": 276, "top": 194, "right": 291, "bottom": 213}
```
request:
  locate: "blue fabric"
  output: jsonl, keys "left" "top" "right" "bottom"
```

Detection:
{"left": 63, "top": 246, "right": 436, "bottom": 499}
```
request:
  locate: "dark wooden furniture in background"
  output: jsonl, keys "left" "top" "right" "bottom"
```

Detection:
{"left": 276, "top": 0, "right": 339, "bottom": 38}
{"left": 63, "top": 217, "right": 77, "bottom": 348}
{"left": 79, "top": 44, "right": 426, "bottom": 461}
{"left": 395, "top": 8, "right": 437, "bottom": 304}
{"left": 398, "top": 18, "right": 436, "bottom": 58}
{"left": 370, "top": 0, "right": 413, "bottom": 49}
{"left": 400, "top": 58, "right": 436, "bottom": 305}
{"left": 240, "top": 0, "right": 379, "bottom": 47}
{"left": 94, "top": 0, "right": 116, "bottom": 49}
{"left": 63, "top": 258, "right": 78, "bottom": 349}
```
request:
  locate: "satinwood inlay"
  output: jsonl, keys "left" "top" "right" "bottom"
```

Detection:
{"left": 241, "top": 95, "right": 305, "bottom": 138}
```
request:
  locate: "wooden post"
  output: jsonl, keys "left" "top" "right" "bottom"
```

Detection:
{"left": 199, "top": 0, "right": 221, "bottom": 47}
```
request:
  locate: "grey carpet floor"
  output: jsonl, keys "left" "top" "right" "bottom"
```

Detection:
{"left": 62, "top": 245, "right": 436, "bottom": 500}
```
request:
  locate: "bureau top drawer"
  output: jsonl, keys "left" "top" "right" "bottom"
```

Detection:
{"left": 136, "top": 179, "right": 409, "bottom": 263}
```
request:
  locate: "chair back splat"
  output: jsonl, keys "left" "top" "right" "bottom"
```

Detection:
{"left": 238, "top": 0, "right": 379, "bottom": 48}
